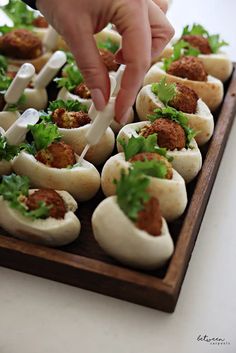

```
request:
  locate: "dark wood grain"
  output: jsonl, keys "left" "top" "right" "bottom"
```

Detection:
{"left": 0, "top": 65, "right": 236, "bottom": 312}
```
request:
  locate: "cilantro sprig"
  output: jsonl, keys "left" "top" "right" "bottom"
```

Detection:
{"left": 0, "top": 55, "right": 8, "bottom": 72}
{"left": 48, "top": 99, "right": 88, "bottom": 113}
{"left": 98, "top": 37, "right": 119, "bottom": 54}
{"left": 54, "top": 63, "right": 84, "bottom": 92}
{"left": 182, "top": 23, "right": 229, "bottom": 54}
{"left": 114, "top": 168, "right": 151, "bottom": 221}
{"left": 0, "top": 135, "right": 22, "bottom": 161}
{"left": 148, "top": 106, "right": 197, "bottom": 147}
{"left": 162, "top": 40, "right": 200, "bottom": 71}
{"left": 118, "top": 133, "right": 171, "bottom": 161}
{"left": 151, "top": 77, "right": 177, "bottom": 105}
{"left": 132, "top": 159, "right": 168, "bottom": 179}
{"left": 27, "top": 122, "right": 61, "bottom": 153}
{"left": 0, "top": 174, "right": 50, "bottom": 219}
{"left": 0, "top": 68, "right": 12, "bottom": 92}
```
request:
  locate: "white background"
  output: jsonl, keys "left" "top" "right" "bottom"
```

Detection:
{"left": 0, "top": 1, "right": 236, "bottom": 352}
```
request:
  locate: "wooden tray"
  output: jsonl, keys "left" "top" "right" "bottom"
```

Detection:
{"left": 0, "top": 64, "right": 236, "bottom": 313}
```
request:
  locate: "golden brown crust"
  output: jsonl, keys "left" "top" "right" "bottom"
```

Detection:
{"left": 129, "top": 152, "right": 173, "bottom": 179}
{"left": 167, "top": 56, "right": 207, "bottom": 82}
{"left": 140, "top": 118, "right": 186, "bottom": 150}
{"left": 181, "top": 35, "right": 212, "bottom": 54}
{"left": 73, "top": 83, "right": 91, "bottom": 99}
{"left": 32, "top": 16, "right": 48, "bottom": 28}
{"left": 135, "top": 197, "right": 162, "bottom": 236}
{"left": 51, "top": 108, "right": 91, "bottom": 129}
{"left": 35, "top": 141, "right": 76, "bottom": 168}
{"left": 0, "top": 29, "right": 42, "bottom": 59}
{"left": 99, "top": 49, "right": 119, "bottom": 72}
{"left": 26, "top": 189, "right": 66, "bottom": 219}
{"left": 169, "top": 83, "right": 199, "bottom": 114}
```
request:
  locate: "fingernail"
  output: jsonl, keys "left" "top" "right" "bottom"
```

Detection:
{"left": 120, "top": 107, "right": 132, "bottom": 125}
{"left": 91, "top": 89, "right": 106, "bottom": 111}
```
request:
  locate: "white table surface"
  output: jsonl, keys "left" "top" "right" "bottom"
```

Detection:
{"left": 0, "top": 1, "right": 236, "bottom": 352}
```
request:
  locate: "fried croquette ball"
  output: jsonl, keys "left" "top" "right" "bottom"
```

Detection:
{"left": 99, "top": 48, "right": 119, "bottom": 72}
{"left": 167, "top": 56, "right": 207, "bottom": 82}
{"left": 32, "top": 16, "right": 48, "bottom": 28}
{"left": 35, "top": 141, "right": 76, "bottom": 168}
{"left": 169, "top": 83, "right": 199, "bottom": 114}
{"left": 73, "top": 83, "right": 91, "bottom": 99}
{"left": 181, "top": 35, "right": 212, "bottom": 55}
{"left": 135, "top": 197, "right": 162, "bottom": 236}
{"left": 26, "top": 189, "right": 66, "bottom": 219}
{"left": 140, "top": 118, "right": 186, "bottom": 150}
{"left": 0, "top": 29, "right": 42, "bottom": 59}
{"left": 51, "top": 108, "right": 91, "bottom": 129}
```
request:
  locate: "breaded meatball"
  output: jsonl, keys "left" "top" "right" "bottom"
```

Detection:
{"left": 73, "top": 83, "right": 91, "bottom": 99}
{"left": 26, "top": 189, "right": 66, "bottom": 219}
{"left": 136, "top": 197, "right": 162, "bottom": 236}
{"left": 0, "top": 29, "right": 42, "bottom": 59}
{"left": 169, "top": 83, "right": 199, "bottom": 114}
{"left": 35, "top": 141, "right": 76, "bottom": 168}
{"left": 140, "top": 118, "right": 186, "bottom": 150}
{"left": 129, "top": 152, "right": 173, "bottom": 179}
{"left": 99, "top": 49, "right": 119, "bottom": 72}
{"left": 51, "top": 108, "right": 91, "bottom": 129}
{"left": 32, "top": 16, "right": 48, "bottom": 28}
{"left": 182, "top": 35, "right": 212, "bottom": 55}
{"left": 167, "top": 56, "right": 207, "bottom": 82}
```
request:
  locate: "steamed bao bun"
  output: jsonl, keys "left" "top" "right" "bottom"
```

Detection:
{"left": 12, "top": 152, "right": 100, "bottom": 202}
{"left": 0, "top": 127, "right": 12, "bottom": 175}
{"left": 57, "top": 87, "right": 92, "bottom": 110}
{"left": 144, "top": 62, "right": 224, "bottom": 112}
{"left": 58, "top": 124, "right": 115, "bottom": 166}
{"left": 117, "top": 122, "right": 202, "bottom": 183}
{"left": 0, "top": 190, "right": 81, "bottom": 247}
{"left": 92, "top": 196, "right": 174, "bottom": 270}
{"left": 136, "top": 84, "right": 214, "bottom": 146}
{"left": 0, "top": 111, "right": 21, "bottom": 131}
{"left": 153, "top": 44, "right": 232, "bottom": 83}
{"left": 101, "top": 153, "right": 187, "bottom": 222}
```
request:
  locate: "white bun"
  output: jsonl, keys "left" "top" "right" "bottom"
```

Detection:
{"left": 57, "top": 87, "right": 92, "bottom": 109}
{"left": 92, "top": 196, "right": 174, "bottom": 270}
{"left": 136, "top": 85, "right": 214, "bottom": 146}
{"left": 0, "top": 190, "right": 81, "bottom": 247}
{"left": 117, "top": 121, "right": 202, "bottom": 183}
{"left": 58, "top": 125, "right": 115, "bottom": 165}
{"left": 7, "top": 51, "right": 52, "bottom": 73}
{"left": 12, "top": 152, "right": 100, "bottom": 201}
{"left": 101, "top": 153, "right": 187, "bottom": 221}
{"left": 18, "top": 87, "right": 48, "bottom": 111}
{"left": 144, "top": 62, "right": 224, "bottom": 112}
{"left": 154, "top": 45, "right": 233, "bottom": 82}
{"left": 32, "top": 28, "right": 49, "bottom": 41}
{"left": 110, "top": 108, "right": 135, "bottom": 134}
{"left": 0, "top": 111, "right": 21, "bottom": 131}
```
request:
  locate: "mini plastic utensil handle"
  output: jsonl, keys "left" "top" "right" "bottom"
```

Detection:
{"left": 34, "top": 51, "right": 67, "bottom": 89}
{"left": 5, "top": 109, "right": 39, "bottom": 145}
{"left": 4, "top": 63, "right": 35, "bottom": 104}
{"left": 43, "top": 26, "right": 59, "bottom": 51}
{"left": 112, "top": 64, "right": 126, "bottom": 97}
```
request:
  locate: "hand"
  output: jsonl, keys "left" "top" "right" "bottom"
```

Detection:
{"left": 37, "top": 0, "right": 174, "bottom": 122}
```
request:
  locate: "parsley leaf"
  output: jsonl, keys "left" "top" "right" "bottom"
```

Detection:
{"left": 118, "top": 133, "right": 170, "bottom": 161}
{"left": 182, "top": 24, "right": 209, "bottom": 37}
{"left": 98, "top": 37, "right": 119, "bottom": 54}
{"left": 208, "top": 34, "right": 229, "bottom": 54}
{"left": 132, "top": 159, "right": 168, "bottom": 179}
{"left": 0, "top": 68, "right": 12, "bottom": 92}
{"left": 114, "top": 168, "right": 151, "bottom": 221}
{"left": 28, "top": 122, "right": 61, "bottom": 151}
{"left": 0, "top": 55, "right": 8, "bottom": 71}
{"left": 0, "top": 135, "right": 22, "bottom": 161}
{"left": 54, "top": 63, "right": 84, "bottom": 92}
{"left": 151, "top": 77, "right": 177, "bottom": 105}
{"left": 0, "top": 173, "right": 50, "bottom": 219}
{"left": 48, "top": 99, "right": 88, "bottom": 113}
{"left": 1, "top": 0, "right": 36, "bottom": 27}
{"left": 148, "top": 106, "right": 197, "bottom": 147}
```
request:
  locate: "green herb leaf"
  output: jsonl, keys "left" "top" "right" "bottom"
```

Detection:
{"left": 114, "top": 168, "right": 150, "bottom": 221}
{"left": 28, "top": 122, "right": 61, "bottom": 151}
{"left": 132, "top": 159, "right": 167, "bottom": 179}
{"left": 48, "top": 99, "right": 88, "bottom": 113}
{"left": 98, "top": 37, "right": 119, "bottom": 54}
{"left": 0, "top": 173, "right": 50, "bottom": 219}
{"left": 182, "top": 24, "right": 209, "bottom": 37}
{"left": 0, "top": 68, "right": 12, "bottom": 91}
{"left": 6, "top": 93, "right": 26, "bottom": 111}
{"left": 118, "top": 133, "right": 170, "bottom": 161}
{"left": 149, "top": 106, "right": 197, "bottom": 147}
{"left": 1, "top": 0, "right": 36, "bottom": 27}
{"left": 151, "top": 77, "right": 177, "bottom": 105}
{"left": 0, "top": 55, "right": 8, "bottom": 71}
{"left": 0, "top": 135, "right": 22, "bottom": 161}
{"left": 208, "top": 34, "right": 229, "bottom": 53}
{"left": 55, "top": 63, "right": 84, "bottom": 91}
